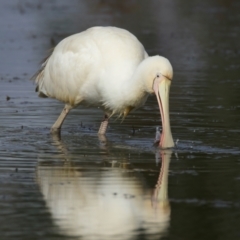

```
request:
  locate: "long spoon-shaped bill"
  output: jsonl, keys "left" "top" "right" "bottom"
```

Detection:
{"left": 154, "top": 77, "right": 174, "bottom": 149}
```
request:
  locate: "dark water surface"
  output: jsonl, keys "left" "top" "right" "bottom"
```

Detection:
{"left": 0, "top": 0, "right": 240, "bottom": 239}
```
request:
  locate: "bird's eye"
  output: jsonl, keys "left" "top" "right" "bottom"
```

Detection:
{"left": 156, "top": 74, "right": 160, "bottom": 78}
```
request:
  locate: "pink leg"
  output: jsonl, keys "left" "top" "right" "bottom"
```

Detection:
{"left": 98, "top": 114, "right": 109, "bottom": 135}
{"left": 51, "top": 104, "right": 72, "bottom": 134}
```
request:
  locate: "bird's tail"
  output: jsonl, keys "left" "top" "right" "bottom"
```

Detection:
{"left": 31, "top": 48, "right": 54, "bottom": 98}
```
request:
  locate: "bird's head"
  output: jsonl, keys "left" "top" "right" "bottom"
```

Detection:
{"left": 141, "top": 56, "right": 174, "bottom": 149}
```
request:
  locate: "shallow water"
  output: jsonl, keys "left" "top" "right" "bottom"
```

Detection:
{"left": 0, "top": 0, "right": 240, "bottom": 239}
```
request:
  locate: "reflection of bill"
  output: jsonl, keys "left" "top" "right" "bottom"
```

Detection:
{"left": 37, "top": 150, "right": 172, "bottom": 240}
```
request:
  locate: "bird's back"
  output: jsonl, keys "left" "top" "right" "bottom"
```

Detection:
{"left": 35, "top": 27, "right": 148, "bottom": 109}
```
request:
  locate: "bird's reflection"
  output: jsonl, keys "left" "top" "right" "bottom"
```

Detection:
{"left": 36, "top": 136, "right": 172, "bottom": 240}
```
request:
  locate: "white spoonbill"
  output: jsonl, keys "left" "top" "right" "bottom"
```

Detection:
{"left": 33, "top": 26, "right": 174, "bottom": 148}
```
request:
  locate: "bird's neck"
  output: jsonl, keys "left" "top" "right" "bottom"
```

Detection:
{"left": 105, "top": 58, "right": 152, "bottom": 116}
{"left": 121, "top": 62, "right": 151, "bottom": 110}
{"left": 128, "top": 58, "right": 153, "bottom": 94}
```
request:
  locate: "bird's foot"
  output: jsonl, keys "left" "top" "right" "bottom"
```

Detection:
{"left": 51, "top": 127, "right": 61, "bottom": 133}
{"left": 98, "top": 134, "right": 108, "bottom": 147}
{"left": 50, "top": 128, "right": 61, "bottom": 139}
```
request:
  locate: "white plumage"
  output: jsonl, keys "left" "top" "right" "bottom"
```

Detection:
{"left": 33, "top": 26, "right": 174, "bottom": 148}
